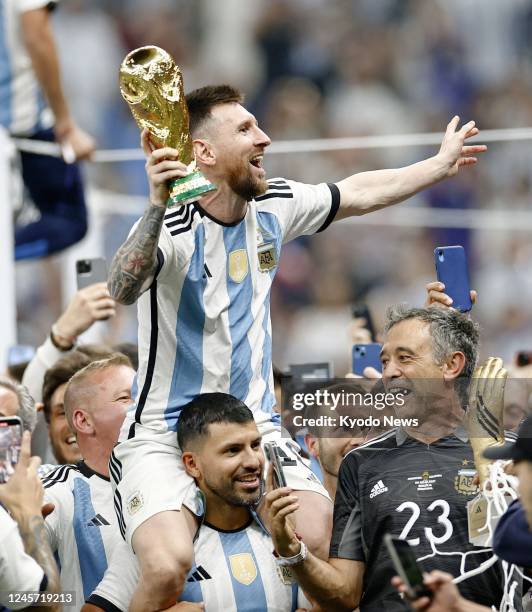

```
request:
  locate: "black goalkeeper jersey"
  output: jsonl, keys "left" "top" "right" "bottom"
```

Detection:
{"left": 329, "top": 428, "right": 520, "bottom": 611}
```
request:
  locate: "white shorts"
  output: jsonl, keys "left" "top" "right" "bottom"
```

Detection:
{"left": 110, "top": 421, "right": 329, "bottom": 547}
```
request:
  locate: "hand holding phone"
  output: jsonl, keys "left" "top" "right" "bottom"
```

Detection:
{"left": 384, "top": 534, "right": 432, "bottom": 601}
{"left": 434, "top": 246, "right": 472, "bottom": 313}
{"left": 264, "top": 442, "right": 287, "bottom": 488}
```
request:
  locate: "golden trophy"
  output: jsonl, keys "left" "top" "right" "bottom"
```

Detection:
{"left": 119, "top": 45, "right": 216, "bottom": 207}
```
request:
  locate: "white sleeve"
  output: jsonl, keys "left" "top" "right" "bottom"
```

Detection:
{"left": 43, "top": 489, "right": 60, "bottom": 552}
{"left": 0, "top": 508, "right": 45, "bottom": 610}
{"left": 255, "top": 179, "right": 340, "bottom": 244}
{"left": 87, "top": 540, "right": 139, "bottom": 611}
{"left": 17, "top": 0, "right": 58, "bottom": 14}
{"left": 22, "top": 337, "right": 71, "bottom": 404}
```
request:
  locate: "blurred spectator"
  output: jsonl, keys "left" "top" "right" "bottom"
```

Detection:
{"left": 1, "top": 0, "right": 95, "bottom": 260}
{"left": 0, "top": 376, "right": 37, "bottom": 432}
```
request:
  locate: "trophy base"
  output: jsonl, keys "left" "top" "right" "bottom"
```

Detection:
{"left": 167, "top": 170, "right": 216, "bottom": 208}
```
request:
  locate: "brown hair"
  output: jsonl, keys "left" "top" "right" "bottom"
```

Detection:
{"left": 42, "top": 346, "right": 117, "bottom": 422}
{"left": 186, "top": 85, "right": 244, "bottom": 136}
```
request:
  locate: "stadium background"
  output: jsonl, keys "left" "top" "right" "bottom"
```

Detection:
{"left": 10, "top": 0, "right": 532, "bottom": 375}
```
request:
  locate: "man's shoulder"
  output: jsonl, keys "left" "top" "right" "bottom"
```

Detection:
{"left": 253, "top": 178, "right": 298, "bottom": 207}
{"left": 41, "top": 463, "right": 82, "bottom": 491}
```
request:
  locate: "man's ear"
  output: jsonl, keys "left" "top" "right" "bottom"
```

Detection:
{"left": 304, "top": 433, "right": 319, "bottom": 459}
{"left": 36, "top": 402, "right": 44, "bottom": 413}
{"left": 182, "top": 450, "right": 201, "bottom": 480}
{"left": 442, "top": 351, "right": 466, "bottom": 381}
{"left": 193, "top": 139, "right": 216, "bottom": 167}
{"left": 72, "top": 409, "right": 91, "bottom": 435}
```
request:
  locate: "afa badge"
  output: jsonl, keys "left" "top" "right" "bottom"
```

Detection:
{"left": 454, "top": 468, "right": 479, "bottom": 496}
{"left": 258, "top": 243, "right": 277, "bottom": 272}
{"left": 126, "top": 491, "right": 144, "bottom": 515}
{"left": 229, "top": 553, "right": 257, "bottom": 586}
{"left": 228, "top": 249, "right": 249, "bottom": 283}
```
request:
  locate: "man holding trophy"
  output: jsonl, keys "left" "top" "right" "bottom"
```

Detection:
{"left": 108, "top": 45, "right": 487, "bottom": 611}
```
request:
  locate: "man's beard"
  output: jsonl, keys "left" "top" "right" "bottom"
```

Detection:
{"left": 227, "top": 161, "right": 268, "bottom": 201}
{"left": 205, "top": 476, "right": 262, "bottom": 507}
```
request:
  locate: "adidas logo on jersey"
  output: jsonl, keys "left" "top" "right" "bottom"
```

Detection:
{"left": 187, "top": 566, "right": 212, "bottom": 582}
{"left": 87, "top": 514, "right": 110, "bottom": 527}
{"left": 369, "top": 480, "right": 388, "bottom": 499}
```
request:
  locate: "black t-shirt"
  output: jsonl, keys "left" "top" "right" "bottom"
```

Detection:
{"left": 329, "top": 428, "right": 520, "bottom": 611}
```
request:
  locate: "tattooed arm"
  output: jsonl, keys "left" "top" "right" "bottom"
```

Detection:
{"left": 108, "top": 130, "right": 189, "bottom": 304}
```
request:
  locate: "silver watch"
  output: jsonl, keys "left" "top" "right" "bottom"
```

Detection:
{"left": 275, "top": 540, "right": 307, "bottom": 567}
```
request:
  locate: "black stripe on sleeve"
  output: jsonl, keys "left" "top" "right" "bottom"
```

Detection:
{"left": 129, "top": 281, "right": 158, "bottom": 435}
{"left": 87, "top": 594, "right": 124, "bottom": 612}
{"left": 39, "top": 573, "right": 48, "bottom": 593}
{"left": 154, "top": 248, "right": 164, "bottom": 280}
{"left": 316, "top": 183, "right": 341, "bottom": 233}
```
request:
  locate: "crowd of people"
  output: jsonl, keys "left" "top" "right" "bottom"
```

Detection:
{"left": 2, "top": 1, "right": 532, "bottom": 612}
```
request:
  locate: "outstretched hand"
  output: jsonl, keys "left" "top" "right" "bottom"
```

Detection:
{"left": 437, "top": 116, "right": 487, "bottom": 177}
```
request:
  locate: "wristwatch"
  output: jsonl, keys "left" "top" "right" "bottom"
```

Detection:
{"left": 274, "top": 540, "right": 307, "bottom": 567}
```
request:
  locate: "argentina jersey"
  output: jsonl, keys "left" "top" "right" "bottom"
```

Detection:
{"left": 89, "top": 516, "right": 301, "bottom": 611}
{"left": 124, "top": 178, "right": 340, "bottom": 438}
{"left": 0, "top": 0, "right": 56, "bottom": 135}
{"left": 41, "top": 461, "right": 121, "bottom": 605}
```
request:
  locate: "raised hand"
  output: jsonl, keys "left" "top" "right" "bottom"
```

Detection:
{"left": 437, "top": 116, "right": 487, "bottom": 178}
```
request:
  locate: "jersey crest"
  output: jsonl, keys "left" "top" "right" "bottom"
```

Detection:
{"left": 228, "top": 249, "right": 249, "bottom": 283}
{"left": 229, "top": 552, "right": 257, "bottom": 585}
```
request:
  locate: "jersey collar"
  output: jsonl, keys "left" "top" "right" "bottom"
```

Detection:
{"left": 77, "top": 460, "right": 110, "bottom": 482}
{"left": 396, "top": 425, "right": 469, "bottom": 446}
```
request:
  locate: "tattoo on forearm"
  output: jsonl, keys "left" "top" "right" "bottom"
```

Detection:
{"left": 108, "top": 205, "right": 166, "bottom": 304}
{"left": 19, "top": 514, "right": 59, "bottom": 593}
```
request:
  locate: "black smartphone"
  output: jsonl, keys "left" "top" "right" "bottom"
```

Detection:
{"left": 0, "top": 416, "right": 23, "bottom": 484}
{"left": 76, "top": 257, "right": 108, "bottom": 290}
{"left": 516, "top": 351, "right": 532, "bottom": 367}
{"left": 264, "top": 442, "right": 287, "bottom": 488}
{"left": 434, "top": 246, "right": 472, "bottom": 313}
{"left": 289, "top": 362, "right": 333, "bottom": 381}
{"left": 384, "top": 534, "right": 432, "bottom": 600}
{"left": 352, "top": 302, "right": 376, "bottom": 342}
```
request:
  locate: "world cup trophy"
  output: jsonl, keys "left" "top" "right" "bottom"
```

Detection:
{"left": 119, "top": 45, "right": 216, "bottom": 207}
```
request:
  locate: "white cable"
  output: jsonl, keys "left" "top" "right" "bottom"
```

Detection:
{"left": 12, "top": 126, "right": 532, "bottom": 162}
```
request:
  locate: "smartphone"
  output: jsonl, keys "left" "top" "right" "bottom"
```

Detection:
{"left": 434, "top": 246, "right": 472, "bottom": 313}
{"left": 516, "top": 351, "right": 532, "bottom": 367}
{"left": 0, "top": 417, "right": 22, "bottom": 484}
{"left": 264, "top": 442, "right": 287, "bottom": 488}
{"left": 384, "top": 534, "right": 432, "bottom": 600}
{"left": 76, "top": 257, "right": 108, "bottom": 290}
{"left": 289, "top": 362, "right": 333, "bottom": 381}
{"left": 352, "top": 303, "right": 376, "bottom": 342}
{"left": 352, "top": 343, "right": 382, "bottom": 376}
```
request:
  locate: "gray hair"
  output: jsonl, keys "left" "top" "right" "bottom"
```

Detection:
{"left": 384, "top": 305, "right": 480, "bottom": 381}
{"left": 0, "top": 376, "right": 37, "bottom": 432}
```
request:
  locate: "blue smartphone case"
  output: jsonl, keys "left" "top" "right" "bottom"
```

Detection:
{"left": 434, "top": 246, "right": 472, "bottom": 312}
{"left": 352, "top": 343, "right": 382, "bottom": 376}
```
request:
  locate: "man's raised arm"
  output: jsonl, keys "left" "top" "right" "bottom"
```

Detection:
{"left": 334, "top": 116, "right": 486, "bottom": 220}
{"left": 108, "top": 130, "right": 188, "bottom": 304}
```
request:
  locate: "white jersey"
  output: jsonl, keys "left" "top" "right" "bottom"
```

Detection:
{"left": 0, "top": 505, "right": 45, "bottom": 610}
{"left": 0, "top": 0, "right": 56, "bottom": 135}
{"left": 90, "top": 515, "right": 300, "bottom": 612}
{"left": 123, "top": 178, "right": 339, "bottom": 438}
{"left": 41, "top": 461, "right": 121, "bottom": 607}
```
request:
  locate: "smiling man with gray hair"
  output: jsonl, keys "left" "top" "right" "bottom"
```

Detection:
{"left": 266, "top": 305, "right": 519, "bottom": 612}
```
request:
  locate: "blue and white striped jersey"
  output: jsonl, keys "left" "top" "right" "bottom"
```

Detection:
{"left": 90, "top": 515, "right": 301, "bottom": 611}
{"left": 41, "top": 461, "right": 121, "bottom": 606}
{"left": 0, "top": 0, "right": 56, "bottom": 135}
{"left": 124, "top": 178, "right": 340, "bottom": 438}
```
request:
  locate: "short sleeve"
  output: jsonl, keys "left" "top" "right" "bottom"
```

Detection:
{"left": 254, "top": 179, "right": 340, "bottom": 244}
{"left": 88, "top": 540, "right": 139, "bottom": 611}
{"left": 0, "top": 507, "right": 45, "bottom": 609}
{"left": 43, "top": 489, "right": 60, "bottom": 552}
{"left": 329, "top": 453, "right": 365, "bottom": 561}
